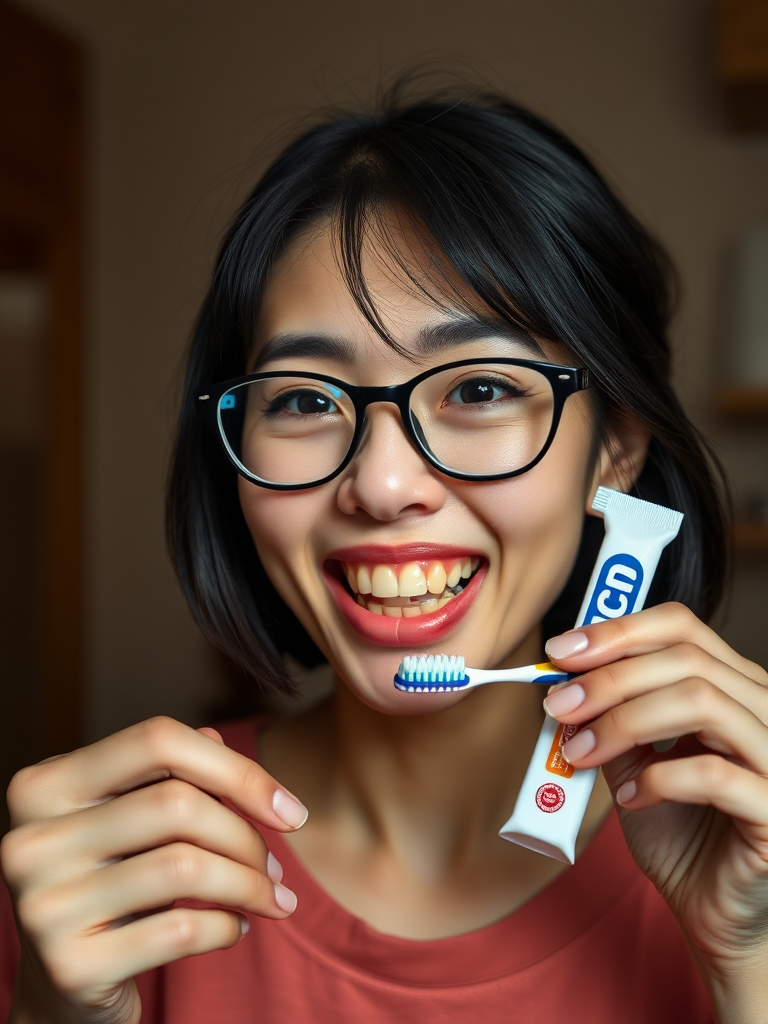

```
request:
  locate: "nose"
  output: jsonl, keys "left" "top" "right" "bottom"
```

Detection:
{"left": 335, "top": 403, "right": 448, "bottom": 521}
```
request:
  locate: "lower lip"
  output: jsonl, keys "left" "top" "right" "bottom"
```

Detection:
{"left": 325, "top": 564, "right": 488, "bottom": 647}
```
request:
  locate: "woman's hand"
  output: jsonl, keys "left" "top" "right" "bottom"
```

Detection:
{"left": 543, "top": 603, "right": 768, "bottom": 1021}
{"left": 0, "top": 717, "right": 307, "bottom": 1024}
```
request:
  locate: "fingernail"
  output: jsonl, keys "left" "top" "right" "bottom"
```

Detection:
{"left": 272, "top": 790, "right": 309, "bottom": 829}
{"left": 542, "top": 682, "right": 586, "bottom": 718}
{"left": 561, "top": 727, "right": 595, "bottom": 763}
{"left": 266, "top": 851, "right": 283, "bottom": 883}
{"left": 546, "top": 631, "right": 589, "bottom": 660}
{"left": 616, "top": 780, "right": 637, "bottom": 806}
{"left": 274, "top": 883, "right": 298, "bottom": 914}
{"left": 239, "top": 915, "right": 250, "bottom": 936}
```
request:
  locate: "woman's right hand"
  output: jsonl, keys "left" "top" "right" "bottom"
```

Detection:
{"left": 0, "top": 716, "right": 307, "bottom": 1024}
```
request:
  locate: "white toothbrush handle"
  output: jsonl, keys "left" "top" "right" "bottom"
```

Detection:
{"left": 465, "top": 667, "right": 547, "bottom": 686}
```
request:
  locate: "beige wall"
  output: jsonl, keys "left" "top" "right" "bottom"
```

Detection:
{"left": 16, "top": 0, "right": 768, "bottom": 741}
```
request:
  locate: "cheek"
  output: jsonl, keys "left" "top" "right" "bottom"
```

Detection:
{"left": 480, "top": 412, "right": 595, "bottom": 611}
{"left": 486, "top": 413, "right": 592, "bottom": 534}
{"left": 237, "top": 478, "right": 317, "bottom": 589}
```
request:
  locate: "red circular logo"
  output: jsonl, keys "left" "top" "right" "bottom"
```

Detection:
{"left": 536, "top": 783, "right": 565, "bottom": 813}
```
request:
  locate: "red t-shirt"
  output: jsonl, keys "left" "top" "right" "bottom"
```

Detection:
{"left": 1, "top": 717, "right": 713, "bottom": 1023}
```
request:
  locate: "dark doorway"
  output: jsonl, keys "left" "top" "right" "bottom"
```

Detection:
{"left": 0, "top": 1, "right": 85, "bottom": 833}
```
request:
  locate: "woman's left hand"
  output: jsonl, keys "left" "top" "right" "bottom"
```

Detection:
{"left": 543, "top": 603, "right": 768, "bottom": 1016}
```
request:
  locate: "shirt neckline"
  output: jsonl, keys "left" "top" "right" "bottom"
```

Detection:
{"left": 222, "top": 716, "right": 643, "bottom": 987}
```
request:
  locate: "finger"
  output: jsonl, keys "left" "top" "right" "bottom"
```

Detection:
{"left": 2, "top": 779, "right": 272, "bottom": 888}
{"left": 38, "top": 908, "right": 247, "bottom": 1002}
{"left": 543, "top": 642, "right": 768, "bottom": 725}
{"left": 47, "top": 842, "right": 294, "bottom": 931}
{"left": 197, "top": 727, "right": 224, "bottom": 744}
{"left": 615, "top": 754, "right": 768, "bottom": 831}
{"left": 558, "top": 677, "right": 768, "bottom": 775}
{"left": 7, "top": 717, "right": 308, "bottom": 833}
{"left": 106, "top": 907, "right": 250, "bottom": 976}
{"left": 545, "top": 603, "right": 768, "bottom": 686}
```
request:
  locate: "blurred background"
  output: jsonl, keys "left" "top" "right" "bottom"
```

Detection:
{"left": 1, "top": 0, "right": 767, "bottom": 833}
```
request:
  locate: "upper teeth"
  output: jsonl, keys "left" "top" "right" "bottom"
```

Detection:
{"left": 342, "top": 558, "right": 479, "bottom": 598}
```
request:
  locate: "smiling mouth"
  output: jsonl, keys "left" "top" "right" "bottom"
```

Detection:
{"left": 331, "top": 556, "right": 483, "bottom": 618}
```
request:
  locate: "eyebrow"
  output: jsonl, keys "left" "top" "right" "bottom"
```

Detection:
{"left": 417, "top": 316, "right": 545, "bottom": 358}
{"left": 253, "top": 314, "right": 545, "bottom": 370}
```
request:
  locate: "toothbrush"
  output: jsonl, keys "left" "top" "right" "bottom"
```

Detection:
{"left": 394, "top": 654, "right": 573, "bottom": 692}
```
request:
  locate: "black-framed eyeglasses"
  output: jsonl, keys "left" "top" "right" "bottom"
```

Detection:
{"left": 196, "top": 358, "right": 591, "bottom": 490}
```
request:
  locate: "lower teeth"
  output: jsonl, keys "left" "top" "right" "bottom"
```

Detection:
{"left": 355, "top": 584, "right": 465, "bottom": 617}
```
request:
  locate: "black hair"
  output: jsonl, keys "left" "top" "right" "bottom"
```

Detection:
{"left": 167, "top": 81, "right": 731, "bottom": 696}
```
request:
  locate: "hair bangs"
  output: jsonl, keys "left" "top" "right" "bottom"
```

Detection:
{"left": 326, "top": 142, "right": 564, "bottom": 367}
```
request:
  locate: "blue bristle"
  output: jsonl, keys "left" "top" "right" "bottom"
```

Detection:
{"left": 394, "top": 654, "right": 469, "bottom": 692}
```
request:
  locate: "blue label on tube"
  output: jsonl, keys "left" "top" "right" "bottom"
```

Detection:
{"left": 580, "top": 553, "right": 644, "bottom": 626}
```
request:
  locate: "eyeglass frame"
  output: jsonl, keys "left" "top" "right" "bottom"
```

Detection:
{"left": 196, "top": 357, "right": 592, "bottom": 491}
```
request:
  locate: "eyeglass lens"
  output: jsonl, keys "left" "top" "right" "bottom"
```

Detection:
{"left": 217, "top": 364, "right": 555, "bottom": 486}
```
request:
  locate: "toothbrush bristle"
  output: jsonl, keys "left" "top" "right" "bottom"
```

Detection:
{"left": 394, "top": 654, "right": 469, "bottom": 692}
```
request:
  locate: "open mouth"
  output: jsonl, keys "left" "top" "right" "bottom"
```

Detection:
{"left": 330, "top": 556, "right": 483, "bottom": 619}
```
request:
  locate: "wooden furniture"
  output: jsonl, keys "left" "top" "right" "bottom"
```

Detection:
{"left": 718, "top": 0, "right": 768, "bottom": 130}
{"left": 718, "top": 385, "right": 768, "bottom": 416}
{"left": 717, "top": 383, "right": 768, "bottom": 552}
{"left": 735, "top": 519, "right": 768, "bottom": 553}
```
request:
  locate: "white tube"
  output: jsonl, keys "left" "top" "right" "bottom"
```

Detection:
{"left": 498, "top": 487, "right": 684, "bottom": 864}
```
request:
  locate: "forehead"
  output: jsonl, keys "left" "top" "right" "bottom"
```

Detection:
{"left": 253, "top": 214, "right": 549, "bottom": 370}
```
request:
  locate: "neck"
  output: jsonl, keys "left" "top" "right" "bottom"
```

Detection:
{"left": 272, "top": 626, "right": 548, "bottom": 879}
{"left": 332, "top": 675, "right": 546, "bottom": 876}
{"left": 259, "top": 627, "right": 615, "bottom": 938}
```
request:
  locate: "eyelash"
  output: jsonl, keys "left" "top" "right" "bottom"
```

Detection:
{"left": 264, "top": 388, "right": 340, "bottom": 417}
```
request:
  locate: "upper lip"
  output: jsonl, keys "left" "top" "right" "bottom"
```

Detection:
{"left": 324, "top": 543, "right": 485, "bottom": 563}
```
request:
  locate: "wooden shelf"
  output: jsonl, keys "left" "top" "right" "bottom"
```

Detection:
{"left": 718, "top": 385, "right": 768, "bottom": 417}
{"left": 718, "top": 0, "right": 768, "bottom": 131}
{"left": 735, "top": 520, "right": 768, "bottom": 553}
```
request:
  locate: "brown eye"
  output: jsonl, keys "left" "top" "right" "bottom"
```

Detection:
{"left": 457, "top": 380, "right": 495, "bottom": 403}
{"left": 269, "top": 389, "right": 338, "bottom": 416}
{"left": 445, "top": 377, "right": 524, "bottom": 406}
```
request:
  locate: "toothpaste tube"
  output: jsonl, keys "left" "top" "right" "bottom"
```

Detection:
{"left": 498, "top": 486, "right": 684, "bottom": 864}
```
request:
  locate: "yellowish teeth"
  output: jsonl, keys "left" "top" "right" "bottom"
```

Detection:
{"left": 426, "top": 561, "right": 447, "bottom": 594}
{"left": 398, "top": 562, "right": 427, "bottom": 597}
{"left": 446, "top": 562, "right": 462, "bottom": 588}
{"left": 357, "top": 564, "right": 372, "bottom": 594}
{"left": 371, "top": 564, "right": 399, "bottom": 598}
{"left": 344, "top": 557, "right": 481, "bottom": 608}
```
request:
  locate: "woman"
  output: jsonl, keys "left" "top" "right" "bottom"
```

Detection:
{"left": 2, "top": 86, "right": 767, "bottom": 1024}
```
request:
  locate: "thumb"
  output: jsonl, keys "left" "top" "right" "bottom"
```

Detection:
{"left": 196, "top": 726, "right": 225, "bottom": 744}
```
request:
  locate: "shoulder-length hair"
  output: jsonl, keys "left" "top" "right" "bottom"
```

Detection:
{"left": 167, "top": 84, "right": 731, "bottom": 695}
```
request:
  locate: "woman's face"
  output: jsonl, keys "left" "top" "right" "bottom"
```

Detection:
{"left": 238, "top": 216, "right": 612, "bottom": 713}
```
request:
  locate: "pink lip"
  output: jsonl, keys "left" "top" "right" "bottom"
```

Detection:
{"left": 326, "top": 543, "right": 484, "bottom": 563}
{"left": 324, "top": 561, "right": 488, "bottom": 647}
